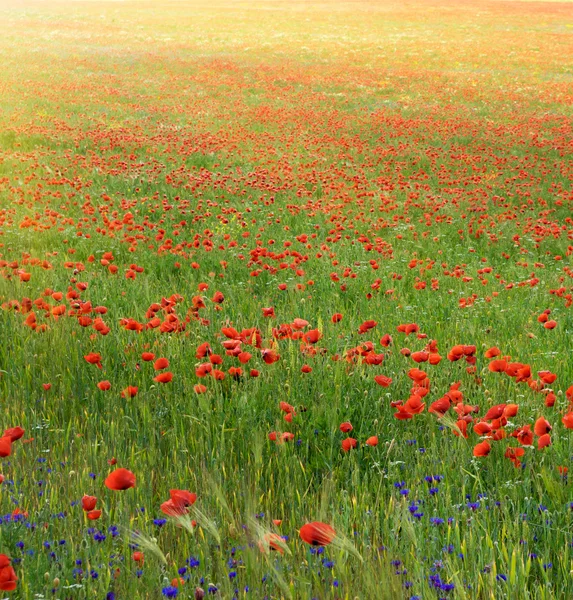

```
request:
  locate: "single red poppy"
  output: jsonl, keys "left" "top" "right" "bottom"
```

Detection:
{"left": 0, "top": 437, "right": 12, "bottom": 458}
{"left": 84, "top": 352, "right": 103, "bottom": 369}
{"left": 154, "top": 372, "right": 173, "bottom": 384}
{"left": 154, "top": 358, "right": 169, "bottom": 370}
{"left": 483, "top": 404, "right": 506, "bottom": 421}
{"left": 299, "top": 522, "right": 336, "bottom": 546}
{"left": 533, "top": 417, "right": 551, "bottom": 437}
{"left": 0, "top": 554, "right": 17, "bottom": 591}
{"left": 105, "top": 468, "right": 136, "bottom": 491}
{"left": 374, "top": 375, "right": 393, "bottom": 387}
{"left": 121, "top": 386, "right": 138, "bottom": 398}
{"left": 82, "top": 495, "right": 97, "bottom": 511}
{"left": 473, "top": 441, "right": 491, "bottom": 457}
{"left": 259, "top": 533, "right": 285, "bottom": 554}
{"left": 3, "top": 427, "right": 24, "bottom": 442}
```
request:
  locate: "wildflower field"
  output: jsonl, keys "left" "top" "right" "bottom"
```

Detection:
{"left": 1, "top": 0, "right": 573, "bottom": 597}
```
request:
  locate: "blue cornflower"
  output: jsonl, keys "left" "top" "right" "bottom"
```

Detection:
{"left": 162, "top": 587, "right": 178, "bottom": 598}
{"left": 187, "top": 556, "right": 200, "bottom": 567}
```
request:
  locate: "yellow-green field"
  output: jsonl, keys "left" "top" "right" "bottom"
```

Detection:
{"left": 0, "top": 0, "right": 573, "bottom": 597}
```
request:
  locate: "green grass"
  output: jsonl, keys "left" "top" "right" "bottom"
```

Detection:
{"left": 0, "top": 0, "right": 572, "bottom": 598}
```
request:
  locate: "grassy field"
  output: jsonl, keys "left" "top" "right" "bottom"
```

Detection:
{"left": 0, "top": 0, "right": 573, "bottom": 597}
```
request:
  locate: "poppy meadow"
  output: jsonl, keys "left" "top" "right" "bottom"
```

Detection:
{"left": 0, "top": 0, "right": 572, "bottom": 597}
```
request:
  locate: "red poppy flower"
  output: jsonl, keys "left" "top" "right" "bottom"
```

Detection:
{"left": 365, "top": 436, "right": 378, "bottom": 447}
{"left": 141, "top": 352, "right": 155, "bottom": 362}
{"left": 279, "top": 402, "right": 296, "bottom": 414}
{"left": 374, "top": 375, "right": 393, "bottom": 387}
{"left": 262, "top": 349, "right": 280, "bottom": 364}
{"left": 473, "top": 441, "right": 491, "bottom": 457}
{"left": 454, "top": 420, "right": 468, "bottom": 438}
{"left": 515, "top": 425, "right": 534, "bottom": 446}
{"left": 0, "top": 437, "right": 12, "bottom": 458}
{"left": 411, "top": 351, "right": 429, "bottom": 363}
{"left": 380, "top": 334, "right": 393, "bottom": 347}
{"left": 84, "top": 352, "right": 103, "bottom": 369}
{"left": 105, "top": 468, "right": 136, "bottom": 491}
{"left": 3, "top": 427, "right": 24, "bottom": 442}
{"left": 503, "top": 404, "right": 519, "bottom": 418}
{"left": 97, "top": 380, "right": 111, "bottom": 391}
{"left": 341, "top": 438, "right": 357, "bottom": 452}
{"left": 407, "top": 368, "right": 427, "bottom": 382}
{"left": 238, "top": 352, "right": 252, "bottom": 364}
{"left": 483, "top": 404, "right": 506, "bottom": 421}
{"left": 299, "top": 522, "right": 336, "bottom": 546}
{"left": 154, "top": 371, "right": 173, "bottom": 384}
{"left": 87, "top": 509, "right": 102, "bottom": 520}
{"left": 488, "top": 360, "right": 507, "bottom": 373}
{"left": 0, "top": 554, "right": 17, "bottom": 591}
{"left": 331, "top": 313, "right": 343, "bottom": 323}
{"left": 484, "top": 347, "right": 501, "bottom": 358}
{"left": 154, "top": 357, "right": 169, "bottom": 370}
{"left": 161, "top": 489, "right": 197, "bottom": 516}
{"left": 358, "top": 320, "right": 377, "bottom": 334}
{"left": 538, "top": 434, "right": 551, "bottom": 449}
{"left": 292, "top": 318, "right": 309, "bottom": 330}
{"left": 533, "top": 417, "right": 551, "bottom": 437}
{"left": 121, "top": 386, "right": 138, "bottom": 398}
{"left": 428, "top": 397, "right": 450, "bottom": 417}
{"left": 473, "top": 422, "right": 492, "bottom": 436}
{"left": 404, "top": 395, "right": 425, "bottom": 414}
{"left": 259, "top": 532, "right": 285, "bottom": 554}
{"left": 82, "top": 495, "right": 97, "bottom": 511}
{"left": 538, "top": 371, "right": 557, "bottom": 384}
{"left": 339, "top": 422, "right": 353, "bottom": 433}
